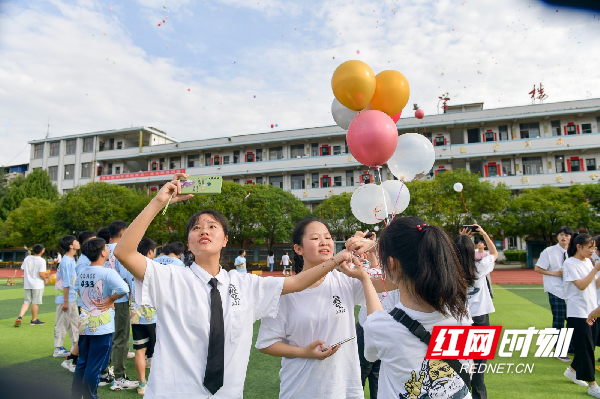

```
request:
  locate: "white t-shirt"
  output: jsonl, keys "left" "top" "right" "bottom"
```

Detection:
{"left": 467, "top": 255, "right": 495, "bottom": 317}
{"left": 267, "top": 255, "right": 275, "bottom": 264}
{"left": 21, "top": 255, "right": 47, "bottom": 289}
{"left": 281, "top": 255, "right": 290, "bottom": 266}
{"left": 256, "top": 270, "right": 366, "bottom": 399}
{"left": 358, "top": 291, "right": 390, "bottom": 327}
{"left": 136, "top": 258, "right": 284, "bottom": 399}
{"left": 364, "top": 302, "right": 473, "bottom": 399}
{"left": 563, "top": 257, "right": 598, "bottom": 319}
{"left": 536, "top": 244, "right": 568, "bottom": 299}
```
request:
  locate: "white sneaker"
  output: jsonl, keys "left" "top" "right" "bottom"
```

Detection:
{"left": 53, "top": 347, "right": 71, "bottom": 357}
{"left": 127, "top": 351, "right": 135, "bottom": 359}
{"left": 146, "top": 357, "right": 152, "bottom": 369}
{"left": 61, "top": 359, "right": 76, "bottom": 372}
{"left": 110, "top": 377, "right": 139, "bottom": 391}
{"left": 589, "top": 385, "right": 600, "bottom": 398}
{"left": 564, "top": 367, "right": 589, "bottom": 387}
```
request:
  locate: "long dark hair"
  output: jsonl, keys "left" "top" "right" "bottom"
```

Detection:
{"left": 567, "top": 233, "right": 595, "bottom": 258}
{"left": 453, "top": 235, "right": 476, "bottom": 286}
{"left": 378, "top": 217, "right": 468, "bottom": 320}
{"left": 291, "top": 218, "right": 331, "bottom": 274}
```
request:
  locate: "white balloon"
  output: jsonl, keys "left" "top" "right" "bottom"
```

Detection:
{"left": 351, "top": 184, "right": 392, "bottom": 224}
{"left": 331, "top": 98, "right": 359, "bottom": 130}
{"left": 453, "top": 182, "right": 463, "bottom": 192}
{"left": 387, "top": 133, "right": 435, "bottom": 181}
{"left": 381, "top": 180, "right": 411, "bottom": 214}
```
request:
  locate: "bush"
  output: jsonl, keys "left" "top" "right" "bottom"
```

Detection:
{"left": 504, "top": 250, "right": 526, "bottom": 262}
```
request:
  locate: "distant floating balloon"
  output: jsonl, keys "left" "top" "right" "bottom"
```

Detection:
{"left": 109, "top": 7, "right": 112, "bottom": 11}
{"left": 356, "top": 50, "right": 360, "bottom": 54}
{"left": 453, "top": 182, "right": 464, "bottom": 192}
{"left": 158, "top": 23, "right": 161, "bottom": 26}
{"left": 253, "top": 95, "right": 256, "bottom": 98}
{"left": 188, "top": 88, "right": 191, "bottom": 91}
{"left": 275, "top": 124, "right": 278, "bottom": 127}
{"left": 271, "top": 124, "right": 274, "bottom": 128}
{"left": 415, "top": 109, "right": 425, "bottom": 119}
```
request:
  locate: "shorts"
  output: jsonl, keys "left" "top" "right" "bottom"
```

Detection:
{"left": 132, "top": 324, "right": 156, "bottom": 357}
{"left": 24, "top": 289, "right": 44, "bottom": 305}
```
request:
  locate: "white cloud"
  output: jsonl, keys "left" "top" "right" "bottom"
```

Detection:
{"left": 1, "top": 0, "right": 599, "bottom": 166}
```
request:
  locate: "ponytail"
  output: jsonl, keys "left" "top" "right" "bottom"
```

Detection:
{"left": 567, "top": 233, "right": 594, "bottom": 258}
{"left": 294, "top": 253, "right": 304, "bottom": 274}
{"left": 379, "top": 217, "right": 468, "bottom": 320}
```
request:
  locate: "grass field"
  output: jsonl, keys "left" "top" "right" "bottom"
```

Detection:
{"left": 1, "top": 280, "right": 600, "bottom": 398}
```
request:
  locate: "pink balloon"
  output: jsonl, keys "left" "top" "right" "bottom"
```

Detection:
{"left": 391, "top": 111, "right": 402, "bottom": 123}
{"left": 415, "top": 109, "right": 425, "bottom": 119}
{"left": 347, "top": 110, "right": 398, "bottom": 167}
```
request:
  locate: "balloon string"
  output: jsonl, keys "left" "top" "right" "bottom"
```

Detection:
{"left": 377, "top": 167, "right": 389, "bottom": 226}
{"left": 460, "top": 191, "right": 469, "bottom": 215}
{"left": 390, "top": 179, "right": 405, "bottom": 221}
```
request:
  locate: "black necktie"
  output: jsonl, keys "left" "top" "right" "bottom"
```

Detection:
{"left": 564, "top": 251, "right": 567, "bottom": 261}
{"left": 204, "top": 278, "right": 224, "bottom": 395}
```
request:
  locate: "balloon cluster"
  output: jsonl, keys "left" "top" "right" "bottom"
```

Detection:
{"left": 331, "top": 60, "right": 435, "bottom": 225}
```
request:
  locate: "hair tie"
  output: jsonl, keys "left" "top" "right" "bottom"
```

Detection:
{"left": 416, "top": 223, "right": 428, "bottom": 232}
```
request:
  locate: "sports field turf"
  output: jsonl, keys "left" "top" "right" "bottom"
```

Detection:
{"left": 1, "top": 280, "right": 600, "bottom": 398}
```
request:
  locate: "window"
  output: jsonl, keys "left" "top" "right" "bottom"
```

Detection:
{"left": 48, "top": 166, "right": 58, "bottom": 181}
{"left": 205, "top": 154, "right": 212, "bottom": 166}
{"left": 233, "top": 179, "right": 239, "bottom": 184}
{"left": 333, "top": 145, "right": 341, "bottom": 155}
{"left": 322, "top": 176, "right": 331, "bottom": 187}
{"left": 233, "top": 150, "right": 240, "bottom": 163}
{"left": 214, "top": 156, "right": 221, "bottom": 166}
{"left": 586, "top": 159, "right": 597, "bottom": 171}
{"left": 488, "top": 165, "right": 498, "bottom": 177}
{"left": 467, "top": 128, "right": 480, "bottom": 143}
{"left": 555, "top": 155, "right": 565, "bottom": 173}
{"left": 97, "top": 165, "right": 103, "bottom": 176}
{"left": 291, "top": 144, "right": 304, "bottom": 158}
{"left": 63, "top": 189, "right": 71, "bottom": 194}
{"left": 361, "top": 174, "right": 371, "bottom": 184}
{"left": 269, "top": 147, "right": 283, "bottom": 160}
{"left": 159, "top": 158, "right": 166, "bottom": 170}
{"left": 551, "top": 120, "right": 561, "bottom": 136}
{"left": 435, "top": 136, "right": 445, "bottom": 146}
{"left": 469, "top": 161, "right": 483, "bottom": 177}
{"left": 321, "top": 146, "right": 331, "bottom": 156}
{"left": 246, "top": 153, "right": 254, "bottom": 162}
{"left": 188, "top": 155, "right": 199, "bottom": 168}
{"left": 107, "top": 163, "right": 113, "bottom": 175}
{"left": 333, "top": 176, "right": 342, "bottom": 186}
{"left": 566, "top": 125, "right": 577, "bottom": 135}
{"left": 519, "top": 123, "right": 540, "bottom": 139}
{"left": 291, "top": 174, "right": 305, "bottom": 190}
{"left": 582, "top": 124, "right": 592, "bottom": 134}
{"left": 570, "top": 158, "right": 581, "bottom": 172}
{"left": 269, "top": 176, "right": 283, "bottom": 189}
{"left": 424, "top": 132, "right": 433, "bottom": 143}
{"left": 34, "top": 143, "right": 44, "bottom": 159}
{"left": 223, "top": 156, "right": 230, "bottom": 164}
{"left": 115, "top": 166, "right": 121, "bottom": 175}
{"left": 501, "top": 159, "right": 513, "bottom": 176}
{"left": 522, "top": 157, "right": 543, "bottom": 175}
{"left": 82, "top": 137, "right": 94, "bottom": 152}
{"left": 346, "top": 170, "right": 354, "bottom": 186}
{"left": 311, "top": 143, "right": 319, "bottom": 157}
{"left": 66, "top": 139, "right": 76, "bottom": 154}
{"left": 256, "top": 177, "right": 263, "bottom": 184}
{"left": 484, "top": 131, "right": 495, "bottom": 142}
{"left": 81, "top": 162, "right": 91, "bottom": 178}
{"left": 499, "top": 125, "right": 509, "bottom": 141}
{"left": 256, "top": 149, "right": 263, "bottom": 162}
{"left": 64, "top": 164, "right": 74, "bottom": 180}
{"left": 108, "top": 138, "right": 115, "bottom": 150}
{"left": 49, "top": 142, "right": 60, "bottom": 157}
{"left": 312, "top": 173, "right": 319, "bottom": 188}
{"left": 116, "top": 141, "right": 123, "bottom": 150}
{"left": 151, "top": 162, "right": 158, "bottom": 171}
{"left": 170, "top": 156, "right": 181, "bottom": 169}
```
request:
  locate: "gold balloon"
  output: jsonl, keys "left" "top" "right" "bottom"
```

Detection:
{"left": 331, "top": 60, "right": 376, "bottom": 111}
{"left": 49, "top": 273, "right": 56, "bottom": 284}
{"left": 370, "top": 70, "right": 410, "bottom": 116}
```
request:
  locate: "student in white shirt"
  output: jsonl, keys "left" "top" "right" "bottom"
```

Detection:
{"left": 234, "top": 250, "right": 247, "bottom": 273}
{"left": 535, "top": 226, "right": 574, "bottom": 361}
{"left": 281, "top": 252, "right": 291, "bottom": 276}
{"left": 454, "top": 224, "right": 498, "bottom": 399}
{"left": 267, "top": 251, "right": 275, "bottom": 272}
{"left": 562, "top": 233, "right": 600, "bottom": 398}
{"left": 113, "top": 173, "right": 356, "bottom": 399}
{"left": 343, "top": 217, "right": 472, "bottom": 399}
{"left": 15, "top": 244, "right": 48, "bottom": 327}
{"left": 256, "top": 220, "right": 395, "bottom": 399}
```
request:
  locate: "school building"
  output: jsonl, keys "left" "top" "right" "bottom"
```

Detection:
{"left": 27, "top": 98, "right": 600, "bottom": 252}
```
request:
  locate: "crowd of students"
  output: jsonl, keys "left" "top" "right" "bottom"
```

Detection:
{"left": 12, "top": 172, "right": 600, "bottom": 399}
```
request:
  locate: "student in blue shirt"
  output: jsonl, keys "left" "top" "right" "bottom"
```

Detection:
{"left": 154, "top": 242, "right": 186, "bottom": 267}
{"left": 54, "top": 235, "right": 80, "bottom": 358}
{"left": 72, "top": 237, "right": 129, "bottom": 399}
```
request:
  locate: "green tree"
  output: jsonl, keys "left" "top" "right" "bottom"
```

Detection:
{"left": 0, "top": 169, "right": 9, "bottom": 203}
{"left": 0, "top": 198, "right": 60, "bottom": 249}
{"left": 55, "top": 182, "right": 149, "bottom": 233}
{"left": 0, "top": 169, "right": 59, "bottom": 219}
{"left": 313, "top": 192, "right": 371, "bottom": 240}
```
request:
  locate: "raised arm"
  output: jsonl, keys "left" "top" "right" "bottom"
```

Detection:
{"left": 281, "top": 250, "right": 353, "bottom": 295}
{"left": 573, "top": 261, "right": 600, "bottom": 291}
{"left": 114, "top": 174, "right": 193, "bottom": 281}
{"left": 345, "top": 233, "right": 398, "bottom": 293}
{"left": 337, "top": 260, "right": 384, "bottom": 315}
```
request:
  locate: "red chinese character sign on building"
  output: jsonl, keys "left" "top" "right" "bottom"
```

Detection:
{"left": 99, "top": 169, "right": 186, "bottom": 181}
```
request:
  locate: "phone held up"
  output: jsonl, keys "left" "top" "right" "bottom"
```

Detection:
{"left": 463, "top": 225, "right": 480, "bottom": 233}
{"left": 179, "top": 176, "right": 223, "bottom": 195}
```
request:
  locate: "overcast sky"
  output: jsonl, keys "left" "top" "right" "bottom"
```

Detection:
{"left": 1, "top": 0, "right": 599, "bottom": 166}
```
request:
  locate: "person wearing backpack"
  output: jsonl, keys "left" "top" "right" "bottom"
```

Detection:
{"left": 342, "top": 217, "right": 473, "bottom": 399}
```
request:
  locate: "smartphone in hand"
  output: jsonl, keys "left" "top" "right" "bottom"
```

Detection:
{"left": 179, "top": 176, "right": 223, "bottom": 195}
{"left": 463, "top": 225, "right": 479, "bottom": 233}
{"left": 322, "top": 336, "right": 356, "bottom": 352}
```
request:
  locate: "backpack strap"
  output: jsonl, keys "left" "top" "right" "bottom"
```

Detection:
{"left": 389, "top": 308, "right": 472, "bottom": 390}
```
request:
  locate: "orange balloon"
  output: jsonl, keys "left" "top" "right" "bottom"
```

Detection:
{"left": 370, "top": 70, "right": 410, "bottom": 116}
{"left": 331, "top": 60, "right": 376, "bottom": 111}
{"left": 49, "top": 273, "right": 56, "bottom": 284}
